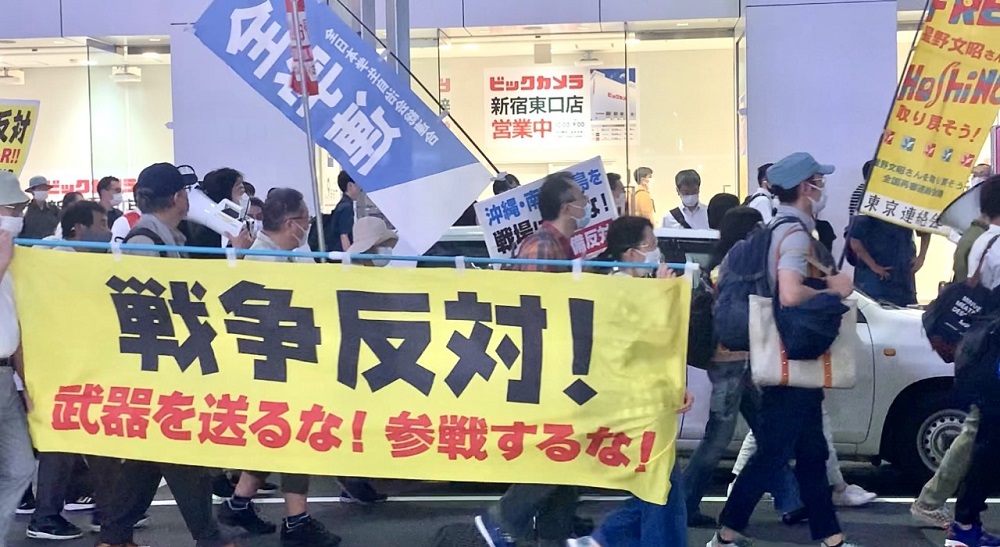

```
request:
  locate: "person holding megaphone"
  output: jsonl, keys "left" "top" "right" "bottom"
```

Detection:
{"left": 181, "top": 167, "right": 255, "bottom": 257}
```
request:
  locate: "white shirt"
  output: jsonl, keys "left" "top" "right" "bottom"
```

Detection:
{"left": 111, "top": 215, "right": 134, "bottom": 243}
{"left": 0, "top": 273, "right": 19, "bottom": 359}
{"left": 968, "top": 224, "right": 1000, "bottom": 290}
{"left": 663, "top": 203, "right": 709, "bottom": 230}
{"left": 746, "top": 190, "right": 775, "bottom": 223}
{"left": 245, "top": 232, "right": 312, "bottom": 263}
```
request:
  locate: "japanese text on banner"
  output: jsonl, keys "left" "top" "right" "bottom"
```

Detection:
{"left": 0, "top": 100, "right": 39, "bottom": 178}
{"left": 12, "top": 248, "right": 688, "bottom": 504}
{"left": 862, "top": 1, "right": 1000, "bottom": 233}
{"left": 476, "top": 157, "right": 618, "bottom": 259}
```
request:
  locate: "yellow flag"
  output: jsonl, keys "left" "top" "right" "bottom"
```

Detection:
{"left": 12, "top": 248, "right": 689, "bottom": 504}
{"left": 0, "top": 100, "right": 39, "bottom": 177}
{"left": 863, "top": 2, "right": 1000, "bottom": 233}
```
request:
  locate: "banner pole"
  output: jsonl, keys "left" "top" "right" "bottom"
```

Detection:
{"left": 838, "top": 0, "right": 931, "bottom": 269}
{"left": 289, "top": 1, "right": 328, "bottom": 253}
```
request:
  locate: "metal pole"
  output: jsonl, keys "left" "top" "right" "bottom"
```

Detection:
{"left": 289, "top": 3, "right": 327, "bottom": 253}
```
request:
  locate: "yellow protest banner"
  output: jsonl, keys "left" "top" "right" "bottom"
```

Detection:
{"left": 863, "top": 1, "right": 1000, "bottom": 233}
{"left": 0, "top": 100, "right": 39, "bottom": 177}
{"left": 12, "top": 248, "right": 688, "bottom": 504}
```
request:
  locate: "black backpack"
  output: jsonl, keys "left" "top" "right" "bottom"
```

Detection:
{"left": 687, "top": 271, "right": 718, "bottom": 369}
{"left": 954, "top": 312, "right": 1000, "bottom": 413}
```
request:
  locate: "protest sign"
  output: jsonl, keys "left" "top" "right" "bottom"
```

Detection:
{"left": 195, "top": 0, "right": 491, "bottom": 255}
{"left": 0, "top": 100, "right": 39, "bottom": 178}
{"left": 862, "top": 1, "right": 1000, "bottom": 233}
{"left": 485, "top": 67, "right": 638, "bottom": 148}
{"left": 476, "top": 157, "right": 618, "bottom": 259}
{"left": 13, "top": 248, "right": 688, "bottom": 504}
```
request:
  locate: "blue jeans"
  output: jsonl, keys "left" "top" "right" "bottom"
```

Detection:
{"left": 683, "top": 360, "right": 802, "bottom": 515}
{"left": 593, "top": 465, "right": 686, "bottom": 547}
{"left": 720, "top": 386, "right": 840, "bottom": 541}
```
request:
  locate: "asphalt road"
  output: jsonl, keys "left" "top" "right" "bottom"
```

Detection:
{"left": 5, "top": 463, "right": 986, "bottom": 546}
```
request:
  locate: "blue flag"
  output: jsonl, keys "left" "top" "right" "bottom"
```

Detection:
{"left": 195, "top": 0, "right": 490, "bottom": 255}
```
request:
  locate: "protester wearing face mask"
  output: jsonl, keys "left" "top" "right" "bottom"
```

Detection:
{"left": 848, "top": 179, "right": 930, "bottom": 307}
{"left": 665, "top": 169, "right": 709, "bottom": 230}
{"left": 0, "top": 171, "right": 39, "bottom": 547}
{"left": 632, "top": 167, "right": 655, "bottom": 224}
{"left": 243, "top": 189, "right": 312, "bottom": 263}
{"left": 347, "top": 216, "right": 398, "bottom": 267}
{"left": 182, "top": 167, "right": 254, "bottom": 256}
{"left": 47, "top": 201, "right": 112, "bottom": 253}
{"left": 19, "top": 176, "right": 59, "bottom": 240}
{"left": 568, "top": 216, "right": 691, "bottom": 547}
{"left": 96, "top": 176, "right": 124, "bottom": 226}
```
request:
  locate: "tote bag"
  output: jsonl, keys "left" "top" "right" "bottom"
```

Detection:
{"left": 749, "top": 295, "right": 859, "bottom": 389}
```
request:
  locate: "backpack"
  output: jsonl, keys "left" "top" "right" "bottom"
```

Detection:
{"left": 954, "top": 312, "right": 1000, "bottom": 414}
{"left": 687, "top": 271, "right": 718, "bottom": 369}
{"left": 713, "top": 217, "right": 800, "bottom": 351}
{"left": 743, "top": 192, "right": 776, "bottom": 217}
{"left": 122, "top": 227, "right": 169, "bottom": 258}
{"left": 922, "top": 235, "right": 1000, "bottom": 363}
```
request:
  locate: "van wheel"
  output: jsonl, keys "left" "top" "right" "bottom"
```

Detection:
{"left": 896, "top": 391, "right": 967, "bottom": 484}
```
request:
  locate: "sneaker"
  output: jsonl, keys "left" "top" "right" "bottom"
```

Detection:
{"left": 212, "top": 472, "right": 235, "bottom": 499}
{"left": 280, "top": 516, "right": 341, "bottom": 547}
{"left": 95, "top": 543, "right": 150, "bottom": 547}
{"left": 911, "top": 501, "right": 953, "bottom": 530}
{"left": 688, "top": 512, "right": 718, "bottom": 528}
{"left": 217, "top": 499, "right": 276, "bottom": 535}
{"left": 567, "top": 538, "right": 602, "bottom": 546}
{"left": 64, "top": 494, "right": 97, "bottom": 511}
{"left": 832, "top": 484, "right": 877, "bottom": 507}
{"left": 17, "top": 489, "right": 36, "bottom": 515}
{"left": 706, "top": 531, "right": 754, "bottom": 547}
{"left": 339, "top": 478, "right": 388, "bottom": 504}
{"left": 90, "top": 514, "right": 150, "bottom": 533}
{"left": 946, "top": 523, "right": 982, "bottom": 547}
{"left": 822, "top": 539, "right": 865, "bottom": 547}
{"left": 475, "top": 513, "right": 516, "bottom": 547}
{"left": 26, "top": 517, "right": 84, "bottom": 540}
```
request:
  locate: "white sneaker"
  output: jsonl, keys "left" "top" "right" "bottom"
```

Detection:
{"left": 706, "top": 531, "right": 754, "bottom": 546}
{"left": 832, "top": 484, "right": 877, "bottom": 507}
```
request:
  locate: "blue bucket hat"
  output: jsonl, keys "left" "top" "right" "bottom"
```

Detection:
{"left": 767, "top": 152, "right": 835, "bottom": 190}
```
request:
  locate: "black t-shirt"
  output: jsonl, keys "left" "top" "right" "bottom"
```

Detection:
{"left": 107, "top": 208, "right": 124, "bottom": 227}
{"left": 327, "top": 195, "right": 355, "bottom": 252}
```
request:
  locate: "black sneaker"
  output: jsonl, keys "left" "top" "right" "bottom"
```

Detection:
{"left": 257, "top": 481, "right": 279, "bottom": 495}
{"left": 217, "top": 500, "right": 276, "bottom": 535}
{"left": 212, "top": 473, "right": 236, "bottom": 500}
{"left": 26, "top": 516, "right": 83, "bottom": 540}
{"left": 281, "top": 517, "right": 341, "bottom": 547}
{"left": 17, "top": 489, "right": 36, "bottom": 515}
{"left": 688, "top": 512, "right": 717, "bottom": 528}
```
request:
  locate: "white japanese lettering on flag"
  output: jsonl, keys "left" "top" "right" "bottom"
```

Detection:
{"left": 227, "top": 2, "right": 291, "bottom": 79}
{"left": 275, "top": 47, "right": 345, "bottom": 115}
{"left": 324, "top": 91, "right": 401, "bottom": 176}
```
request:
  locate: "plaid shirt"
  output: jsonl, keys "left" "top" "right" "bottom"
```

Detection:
{"left": 511, "top": 221, "right": 573, "bottom": 273}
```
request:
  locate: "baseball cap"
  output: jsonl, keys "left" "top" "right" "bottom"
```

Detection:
{"left": 766, "top": 152, "right": 835, "bottom": 190}
{"left": 25, "top": 175, "right": 52, "bottom": 191}
{"left": 0, "top": 171, "right": 29, "bottom": 206}
{"left": 135, "top": 163, "right": 191, "bottom": 198}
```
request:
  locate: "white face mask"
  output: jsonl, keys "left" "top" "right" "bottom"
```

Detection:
{"left": 110, "top": 193, "right": 123, "bottom": 206}
{"left": 0, "top": 215, "right": 23, "bottom": 235}
{"left": 680, "top": 194, "right": 700, "bottom": 208}
{"left": 809, "top": 184, "right": 828, "bottom": 215}
{"left": 371, "top": 246, "right": 393, "bottom": 267}
{"left": 33, "top": 190, "right": 48, "bottom": 202}
{"left": 642, "top": 248, "right": 662, "bottom": 266}
{"left": 615, "top": 194, "right": 626, "bottom": 212}
{"left": 290, "top": 221, "right": 309, "bottom": 247}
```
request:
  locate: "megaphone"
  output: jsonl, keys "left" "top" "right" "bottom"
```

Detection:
{"left": 939, "top": 184, "right": 983, "bottom": 235}
{"left": 186, "top": 186, "right": 244, "bottom": 239}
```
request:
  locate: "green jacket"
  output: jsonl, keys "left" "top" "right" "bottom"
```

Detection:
{"left": 954, "top": 221, "right": 989, "bottom": 281}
